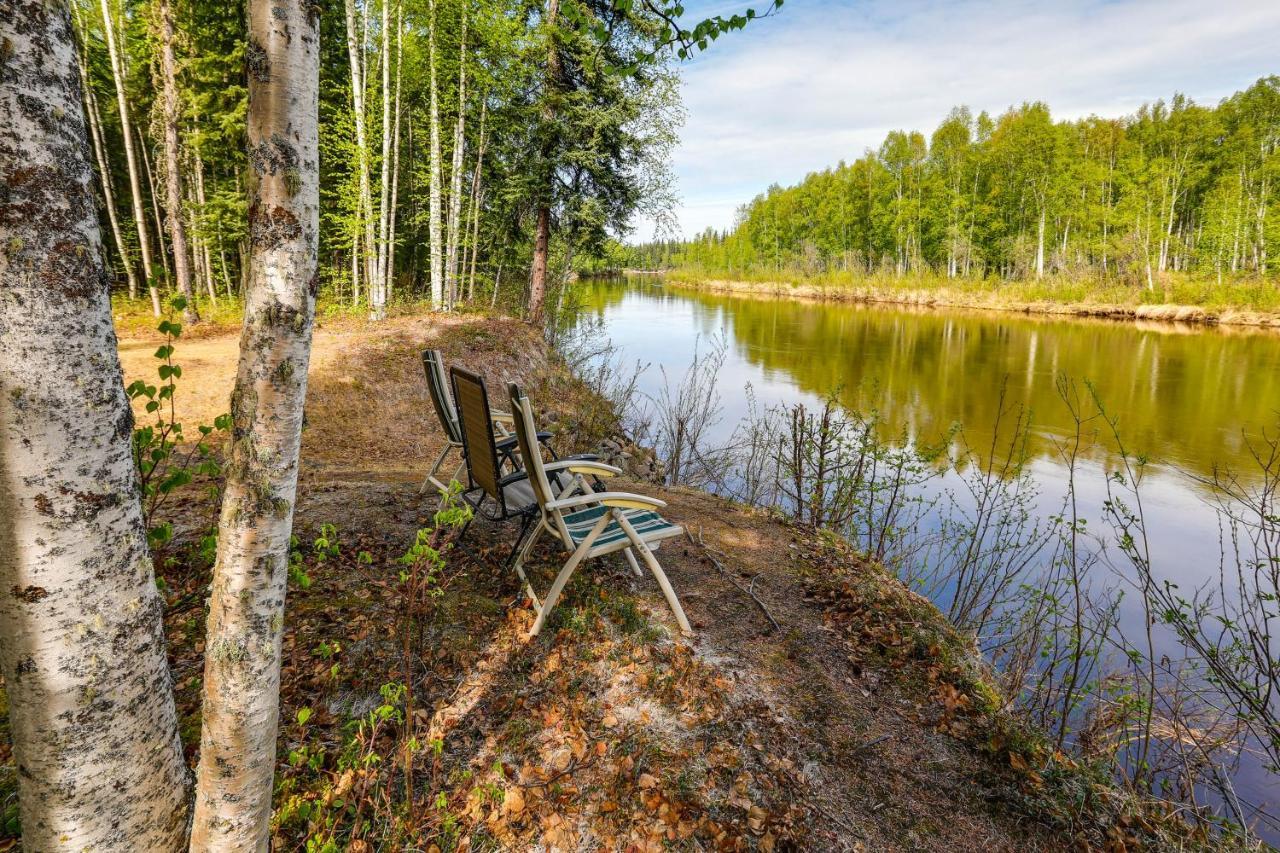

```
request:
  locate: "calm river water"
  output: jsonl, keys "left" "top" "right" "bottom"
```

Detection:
{"left": 573, "top": 275, "right": 1280, "bottom": 832}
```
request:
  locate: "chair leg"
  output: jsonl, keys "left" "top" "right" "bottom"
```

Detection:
{"left": 511, "top": 521, "right": 546, "bottom": 607}
{"left": 622, "top": 547, "right": 643, "bottom": 578}
{"left": 615, "top": 514, "right": 693, "bottom": 636}
{"left": 456, "top": 493, "right": 483, "bottom": 545}
{"left": 504, "top": 514, "right": 535, "bottom": 569}
{"left": 420, "top": 444, "right": 454, "bottom": 494}
{"left": 528, "top": 515, "right": 609, "bottom": 637}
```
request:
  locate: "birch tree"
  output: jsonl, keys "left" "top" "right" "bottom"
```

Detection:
{"left": 370, "top": 0, "right": 395, "bottom": 319}
{"left": 428, "top": 0, "right": 444, "bottom": 308}
{"left": 0, "top": 3, "right": 190, "bottom": 847}
{"left": 188, "top": 0, "right": 320, "bottom": 843}
{"left": 444, "top": 8, "right": 468, "bottom": 307}
{"left": 100, "top": 0, "right": 162, "bottom": 315}
{"left": 385, "top": 3, "right": 404, "bottom": 303}
{"left": 157, "top": 0, "right": 200, "bottom": 323}
{"left": 344, "top": 0, "right": 374, "bottom": 307}
{"left": 72, "top": 2, "right": 140, "bottom": 300}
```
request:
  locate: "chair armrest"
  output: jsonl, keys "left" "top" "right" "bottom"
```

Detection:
{"left": 490, "top": 411, "right": 515, "bottom": 423}
{"left": 495, "top": 431, "right": 553, "bottom": 452}
{"left": 497, "top": 470, "right": 532, "bottom": 487}
{"left": 546, "top": 491, "right": 666, "bottom": 512}
{"left": 542, "top": 458, "right": 622, "bottom": 477}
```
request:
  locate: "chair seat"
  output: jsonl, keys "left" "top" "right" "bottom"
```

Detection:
{"left": 561, "top": 504, "right": 683, "bottom": 551}
{"left": 496, "top": 454, "right": 600, "bottom": 514}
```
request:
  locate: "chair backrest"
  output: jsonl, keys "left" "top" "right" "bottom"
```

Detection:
{"left": 423, "top": 350, "right": 462, "bottom": 444}
{"left": 508, "top": 382, "right": 569, "bottom": 540}
{"left": 451, "top": 367, "right": 505, "bottom": 503}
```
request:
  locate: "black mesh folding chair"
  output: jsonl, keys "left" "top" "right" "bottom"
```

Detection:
{"left": 450, "top": 366, "right": 608, "bottom": 564}
{"left": 420, "top": 349, "right": 523, "bottom": 495}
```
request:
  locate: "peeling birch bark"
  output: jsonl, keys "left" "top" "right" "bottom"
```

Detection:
{"left": 188, "top": 0, "right": 320, "bottom": 845}
{"left": 0, "top": 3, "right": 190, "bottom": 848}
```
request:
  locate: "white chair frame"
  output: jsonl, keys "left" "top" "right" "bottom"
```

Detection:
{"left": 507, "top": 383, "right": 692, "bottom": 638}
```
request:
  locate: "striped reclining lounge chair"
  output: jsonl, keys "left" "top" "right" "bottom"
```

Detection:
{"left": 506, "top": 381, "right": 692, "bottom": 638}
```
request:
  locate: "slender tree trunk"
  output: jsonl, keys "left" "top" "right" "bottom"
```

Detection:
{"left": 188, "top": 0, "right": 319, "bottom": 844}
{"left": 157, "top": 0, "right": 198, "bottom": 322}
{"left": 138, "top": 125, "right": 173, "bottom": 293}
{"left": 491, "top": 260, "right": 503, "bottom": 310}
{"left": 0, "top": 5, "right": 190, "bottom": 847}
{"left": 344, "top": 0, "right": 374, "bottom": 308}
{"left": 528, "top": 0, "right": 560, "bottom": 325}
{"left": 371, "top": 0, "right": 393, "bottom": 319}
{"left": 100, "top": 0, "right": 161, "bottom": 314}
{"left": 428, "top": 0, "right": 444, "bottom": 308}
{"left": 192, "top": 142, "right": 219, "bottom": 302}
{"left": 445, "top": 11, "right": 468, "bottom": 307}
{"left": 72, "top": 5, "right": 140, "bottom": 300}
{"left": 464, "top": 100, "right": 486, "bottom": 302}
{"left": 530, "top": 205, "right": 550, "bottom": 322}
{"left": 386, "top": 4, "right": 404, "bottom": 305}
{"left": 1034, "top": 205, "right": 1046, "bottom": 279}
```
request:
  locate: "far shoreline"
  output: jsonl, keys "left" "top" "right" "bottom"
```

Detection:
{"left": 651, "top": 273, "right": 1280, "bottom": 330}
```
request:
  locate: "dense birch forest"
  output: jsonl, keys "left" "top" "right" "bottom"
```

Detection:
{"left": 640, "top": 80, "right": 1280, "bottom": 289}
{"left": 69, "top": 0, "right": 695, "bottom": 322}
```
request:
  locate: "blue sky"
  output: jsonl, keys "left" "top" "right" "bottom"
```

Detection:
{"left": 638, "top": 0, "right": 1280, "bottom": 240}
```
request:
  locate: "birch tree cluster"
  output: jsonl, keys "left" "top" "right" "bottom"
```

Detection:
{"left": 72, "top": 0, "right": 681, "bottom": 319}
{"left": 665, "top": 84, "right": 1280, "bottom": 288}
{"left": 0, "top": 0, "right": 721, "bottom": 845}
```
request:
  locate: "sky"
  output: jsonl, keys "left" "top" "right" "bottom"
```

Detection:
{"left": 634, "top": 0, "right": 1280, "bottom": 241}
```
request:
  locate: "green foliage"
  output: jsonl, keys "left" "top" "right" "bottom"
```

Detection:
{"left": 656, "top": 78, "right": 1280, "bottom": 292}
{"left": 126, "top": 296, "right": 230, "bottom": 548}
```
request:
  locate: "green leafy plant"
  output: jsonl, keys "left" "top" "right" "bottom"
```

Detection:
{"left": 126, "top": 295, "right": 230, "bottom": 548}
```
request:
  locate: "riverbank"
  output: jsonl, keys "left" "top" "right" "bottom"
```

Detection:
{"left": 0, "top": 309, "right": 1222, "bottom": 849}
{"left": 0, "top": 311, "right": 1223, "bottom": 845}
{"left": 664, "top": 269, "right": 1280, "bottom": 328}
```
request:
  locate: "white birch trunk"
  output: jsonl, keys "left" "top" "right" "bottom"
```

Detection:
{"left": 465, "top": 101, "right": 487, "bottom": 302}
{"left": 344, "top": 0, "right": 374, "bottom": 307}
{"left": 188, "top": 0, "right": 319, "bottom": 844}
{"left": 428, "top": 0, "right": 444, "bottom": 309}
{"left": 72, "top": 4, "right": 140, "bottom": 300}
{"left": 0, "top": 4, "right": 190, "bottom": 847}
{"left": 157, "top": 0, "right": 198, "bottom": 323}
{"left": 445, "top": 11, "right": 468, "bottom": 307}
{"left": 100, "top": 0, "right": 161, "bottom": 315}
{"left": 385, "top": 3, "right": 404, "bottom": 305}
{"left": 371, "top": 0, "right": 392, "bottom": 319}
{"left": 1034, "top": 205, "right": 1046, "bottom": 279}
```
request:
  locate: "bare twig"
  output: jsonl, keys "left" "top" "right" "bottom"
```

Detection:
{"left": 687, "top": 528, "right": 782, "bottom": 633}
{"left": 517, "top": 754, "right": 599, "bottom": 788}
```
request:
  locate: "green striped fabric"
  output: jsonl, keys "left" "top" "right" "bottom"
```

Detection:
{"left": 561, "top": 504, "right": 681, "bottom": 550}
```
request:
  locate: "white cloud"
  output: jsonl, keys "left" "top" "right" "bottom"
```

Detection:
{"left": 656, "top": 0, "right": 1280, "bottom": 238}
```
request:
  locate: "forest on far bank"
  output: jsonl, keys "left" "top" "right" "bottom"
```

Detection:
{"left": 620, "top": 78, "right": 1280, "bottom": 293}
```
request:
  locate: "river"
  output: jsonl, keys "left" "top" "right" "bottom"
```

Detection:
{"left": 571, "top": 274, "right": 1280, "bottom": 838}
